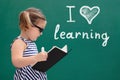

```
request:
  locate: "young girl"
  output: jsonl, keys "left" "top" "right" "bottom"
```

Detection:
{"left": 11, "top": 7, "right": 48, "bottom": 80}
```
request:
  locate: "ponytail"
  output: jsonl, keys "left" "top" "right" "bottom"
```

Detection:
{"left": 19, "top": 11, "right": 32, "bottom": 30}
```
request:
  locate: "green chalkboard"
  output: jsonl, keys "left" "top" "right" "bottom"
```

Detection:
{"left": 0, "top": 0, "right": 120, "bottom": 80}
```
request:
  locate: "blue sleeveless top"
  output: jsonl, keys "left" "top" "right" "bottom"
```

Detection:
{"left": 12, "top": 36, "right": 47, "bottom": 80}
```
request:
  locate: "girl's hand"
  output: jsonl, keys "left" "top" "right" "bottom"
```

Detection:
{"left": 35, "top": 52, "right": 48, "bottom": 62}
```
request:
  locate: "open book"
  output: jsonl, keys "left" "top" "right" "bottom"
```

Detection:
{"left": 32, "top": 45, "right": 68, "bottom": 72}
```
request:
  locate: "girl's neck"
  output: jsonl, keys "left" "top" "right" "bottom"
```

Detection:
{"left": 20, "top": 31, "right": 29, "bottom": 40}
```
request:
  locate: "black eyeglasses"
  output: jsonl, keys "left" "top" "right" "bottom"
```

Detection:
{"left": 33, "top": 24, "right": 44, "bottom": 33}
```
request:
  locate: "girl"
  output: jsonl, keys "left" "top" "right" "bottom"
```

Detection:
{"left": 11, "top": 7, "right": 48, "bottom": 80}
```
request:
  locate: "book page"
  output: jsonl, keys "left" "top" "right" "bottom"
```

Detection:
{"left": 47, "top": 45, "right": 68, "bottom": 53}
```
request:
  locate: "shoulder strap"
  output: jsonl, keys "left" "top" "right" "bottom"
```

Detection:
{"left": 10, "top": 36, "right": 27, "bottom": 48}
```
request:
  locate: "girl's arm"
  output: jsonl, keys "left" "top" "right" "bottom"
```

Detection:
{"left": 11, "top": 39, "right": 47, "bottom": 68}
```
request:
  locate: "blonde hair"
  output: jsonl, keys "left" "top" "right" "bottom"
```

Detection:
{"left": 19, "top": 7, "right": 46, "bottom": 30}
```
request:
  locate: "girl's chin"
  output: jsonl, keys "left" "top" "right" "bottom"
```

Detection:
{"left": 31, "top": 36, "right": 39, "bottom": 41}
{"left": 33, "top": 37, "right": 38, "bottom": 41}
{"left": 32, "top": 38, "right": 37, "bottom": 41}
{"left": 30, "top": 38, "right": 36, "bottom": 41}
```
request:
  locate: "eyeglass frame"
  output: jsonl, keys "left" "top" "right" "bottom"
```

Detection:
{"left": 32, "top": 23, "right": 44, "bottom": 33}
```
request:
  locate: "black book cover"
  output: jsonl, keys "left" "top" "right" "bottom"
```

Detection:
{"left": 32, "top": 46, "right": 67, "bottom": 72}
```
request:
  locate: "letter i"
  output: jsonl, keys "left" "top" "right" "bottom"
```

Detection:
{"left": 66, "top": 6, "right": 76, "bottom": 22}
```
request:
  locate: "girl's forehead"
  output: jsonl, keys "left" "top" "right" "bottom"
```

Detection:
{"left": 35, "top": 19, "right": 46, "bottom": 24}
{"left": 36, "top": 20, "right": 47, "bottom": 28}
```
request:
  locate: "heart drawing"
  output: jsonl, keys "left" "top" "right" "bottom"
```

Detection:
{"left": 80, "top": 6, "right": 100, "bottom": 24}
